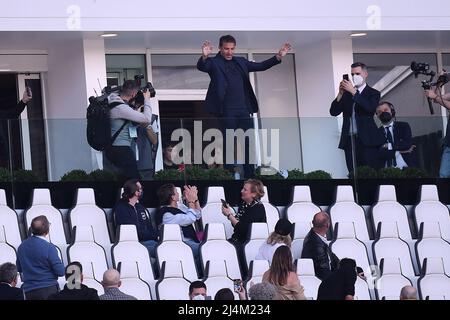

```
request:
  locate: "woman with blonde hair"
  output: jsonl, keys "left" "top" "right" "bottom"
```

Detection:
{"left": 262, "top": 246, "right": 306, "bottom": 300}
{"left": 256, "top": 218, "right": 293, "bottom": 264}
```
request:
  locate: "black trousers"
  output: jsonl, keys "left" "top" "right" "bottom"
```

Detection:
{"left": 104, "top": 145, "right": 139, "bottom": 179}
{"left": 342, "top": 135, "right": 383, "bottom": 173}
{"left": 220, "top": 114, "right": 255, "bottom": 179}
{"left": 25, "top": 284, "right": 59, "bottom": 300}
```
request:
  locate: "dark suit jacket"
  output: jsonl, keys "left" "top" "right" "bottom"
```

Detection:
{"left": 0, "top": 283, "right": 25, "bottom": 300}
{"left": 330, "top": 85, "right": 384, "bottom": 148}
{"left": 301, "top": 229, "right": 339, "bottom": 280}
{"left": 197, "top": 53, "right": 281, "bottom": 115}
{"left": 47, "top": 284, "right": 99, "bottom": 300}
{"left": 378, "top": 121, "right": 418, "bottom": 167}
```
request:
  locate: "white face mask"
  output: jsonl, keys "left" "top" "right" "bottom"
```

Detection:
{"left": 192, "top": 294, "right": 205, "bottom": 300}
{"left": 352, "top": 74, "right": 364, "bottom": 87}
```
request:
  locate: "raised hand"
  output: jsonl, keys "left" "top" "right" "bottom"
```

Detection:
{"left": 277, "top": 42, "right": 292, "bottom": 59}
{"left": 201, "top": 41, "right": 213, "bottom": 59}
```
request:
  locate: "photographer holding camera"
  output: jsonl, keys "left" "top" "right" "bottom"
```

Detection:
{"left": 130, "top": 94, "right": 159, "bottom": 180}
{"left": 424, "top": 72, "right": 450, "bottom": 178}
{"left": 104, "top": 79, "right": 152, "bottom": 179}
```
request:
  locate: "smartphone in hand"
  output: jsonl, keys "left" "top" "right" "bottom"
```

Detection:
{"left": 221, "top": 199, "right": 228, "bottom": 208}
{"left": 343, "top": 74, "right": 349, "bottom": 81}
{"left": 233, "top": 279, "right": 242, "bottom": 292}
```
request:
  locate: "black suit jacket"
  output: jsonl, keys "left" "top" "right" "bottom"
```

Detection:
{"left": 47, "top": 284, "right": 99, "bottom": 300}
{"left": 0, "top": 283, "right": 25, "bottom": 300}
{"left": 330, "top": 86, "right": 384, "bottom": 148}
{"left": 301, "top": 229, "right": 339, "bottom": 280}
{"left": 378, "top": 121, "right": 418, "bottom": 167}
{"left": 197, "top": 53, "right": 281, "bottom": 115}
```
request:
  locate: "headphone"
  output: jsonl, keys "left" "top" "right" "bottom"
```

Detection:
{"left": 379, "top": 101, "right": 396, "bottom": 118}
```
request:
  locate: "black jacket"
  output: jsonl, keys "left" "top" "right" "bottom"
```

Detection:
{"left": 0, "top": 283, "right": 24, "bottom": 300}
{"left": 114, "top": 200, "right": 158, "bottom": 242}
{"left": 197, "top": 53, "right": 281, "bottom": 115}
{"left": 47, "top": 284, "right": 99, "bottom": 300}
{"left": 231, "top": 201, "right": 266, "bottom": 243}
{"left": 317, "top": 265, "right": 357, "bottom": 300}
{"left": 330, "top": 86, "right": 384, "bottom": 148}
{"left": 301, "top": 229, "right": 339, "bottom": 280}
{"left": 377, "top": 121, "right": 418, "bottom": 167}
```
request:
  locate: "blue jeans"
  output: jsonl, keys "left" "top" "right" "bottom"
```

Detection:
{"left": 141, "top": 240, "right": 158, "bottom": 258}
{"left": 440, "top": 146, "right": 450, "bottom": 178}
{"left": 184, "top": 239, "right": 200, "bottom": 260}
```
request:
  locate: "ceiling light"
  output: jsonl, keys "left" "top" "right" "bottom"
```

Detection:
{"left": 100, "top": 33, "right": 118, "bottom": 38}
{"left": 350, "top": 32, "right": 367, "bottom": 37}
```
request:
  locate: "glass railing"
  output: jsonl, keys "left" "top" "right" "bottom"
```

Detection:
{"left": 0, "top": 115, "right": 448, "bottom": 209}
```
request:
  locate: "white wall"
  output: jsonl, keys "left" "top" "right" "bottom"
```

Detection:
{"left": 45, "top": 37, "right": 107, "bottom": 180}
{"left": 295, "top": 36, "right": 353, "bottom": 178}
{"left": 0, "top": 54, "right": 47, "bottom": 72}
{"left": 2, "top": 1, "right": 450, "bottom": 31}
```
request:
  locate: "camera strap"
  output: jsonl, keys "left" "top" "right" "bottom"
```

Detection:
{"left": 109, "top": 101, "right": 129, "bottom": 146}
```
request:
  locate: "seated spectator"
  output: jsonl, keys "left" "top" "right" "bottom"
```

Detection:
{"left": 214, "top": 282, "right": 247, "bottom": 300}
{"left": 255, "top": 218, "right": 293, "bottom": 264}
{"left": 248, "top": 282, "right": 277, "bottom": 300}
{"left": 99, "top": 269, "right": 137, "bottom": 300}
{"left": 214, "top": 288, "right": 235, "bottom": 300}
{"left": 221, "top": 179, "right": 267, "bottom": 244}
{"left": 189, "top": 280, "right": 207, "bottom": 300}
{"left": 0, "top": 262, "right": 24, "bottom": 300}
{"left": 400, "top": 285, "right": 417, "bottom": 300}
{"left": 48, "top": 261, "right": 99, "bottom": 300}
{"left": 376, "top": 101, "right": 418, "bottom": 169}
{"left": 16, "top": 215, "right": 65, "bottom": 300}
{"left": 156, "top": 183, "right": 202, "bottom": 259}
{"left": 163, "top": 144, "right": 179, "bottom": 170}
{"left": 114, "top": 179, "right": 159, "bottom": 258}
{"left": 301, "top": 211, "right": 339, "bottom": 280}
{"left": 317, "top": 258, "right": 357, "bottom": 300}
{"left": 262, "top": 246, "right": 306, "bottom": 300}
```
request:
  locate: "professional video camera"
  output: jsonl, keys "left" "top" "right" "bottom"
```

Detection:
{"left": 410, "top": 61, "right": 438, "bottom": 114}
{"left": 132, "top": 74, "right": 156, "bottom": 107}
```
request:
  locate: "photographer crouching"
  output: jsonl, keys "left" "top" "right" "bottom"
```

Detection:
{"left": 425, "top": 72, "right": 450, "bottom": 178}
{"left": 104, "top": 80, "right": 152, "bottom": 179}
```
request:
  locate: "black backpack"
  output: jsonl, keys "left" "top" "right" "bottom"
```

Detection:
{"left": 86, "top": 96, "right": 127, "bottom": 151}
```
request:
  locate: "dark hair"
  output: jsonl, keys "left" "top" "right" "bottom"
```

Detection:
{"left": 339, "top": 258, "right": 356, "bottom": 270}
{"left": 0, "top": 262, "right": 18, "bottom": 283}
{"left": 157, "top": 183, "right": 176, "bottom": 205}
{"left": 122, "top": 179, "right": 140, "bottom": 200}
{"left": 219, "top": 35, "right": 236, "bottom": 47}
{"left": 30, "top": 215, "right": 50, "bottom": 236}
{"left": 214, "top": 288, "right": 235, "bottom": 300}
{"left": 268, "top": 246, "right": 295, "bottom": 286}
{"left": 351, "top": 62, "right": 368, "bottom": 71}
{"left": 378, "top": 101, "right": 396, "bottom": 117}
{"left": 65, "top": 261, "right": 83, "bottom": 280}
{"left": 121, "top": 79, "right": 139, "bottom": 96}
{"left": 189, "top": 280, "right": 207, "bottom": 295}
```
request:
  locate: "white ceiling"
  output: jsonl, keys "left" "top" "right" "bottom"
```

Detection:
{"left": 1, "top": 31, "right": 450, "bottom": 52}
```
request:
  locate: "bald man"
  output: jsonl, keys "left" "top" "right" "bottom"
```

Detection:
{"left": 99, "top": 269, "right": 137, "bottom": 300}
{"left": 400, "top": 285, "right": 417, "bottom": 300}
{"left": 301, "top": 211, "right": 340, "bottom": 280}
